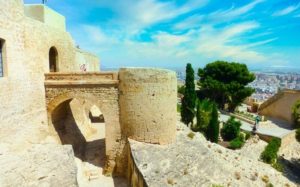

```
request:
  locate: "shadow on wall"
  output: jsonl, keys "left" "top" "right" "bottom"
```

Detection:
{"left": 51, "top": 99, "right": 105, "bottom": 168}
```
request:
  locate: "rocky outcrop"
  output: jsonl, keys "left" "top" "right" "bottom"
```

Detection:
{"left": 0, "top": 144, "right": 78, "bottom": 187}
{"left": 129, "top": 119, "right": 297, "bottom": 187}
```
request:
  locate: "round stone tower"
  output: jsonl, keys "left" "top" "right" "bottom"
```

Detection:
{"left": 119, "top": 68, "right": 177, "bottom": 145}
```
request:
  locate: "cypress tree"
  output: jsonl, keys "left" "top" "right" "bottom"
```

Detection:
{"left": 207, "top": 103, "right": 219, "bottom": 143}
{"left": 181, "top": 63, "right": 196, "bottom": 125}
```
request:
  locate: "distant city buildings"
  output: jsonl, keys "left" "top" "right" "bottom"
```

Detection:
{"left": 176, "top": 69, "right": 300, "bottom": 103}
{"left": 249, "top": 72, "right": 300, "bottom": 102}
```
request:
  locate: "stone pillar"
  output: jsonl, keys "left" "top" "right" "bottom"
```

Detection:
{"left": 119, "top": 68, "right": 177, "bottom": 145}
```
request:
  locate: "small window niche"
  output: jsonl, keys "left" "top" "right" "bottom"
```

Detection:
{"left": 49, "top": 46, "right": 59, "bottom": 72}
{"left": 0, "top": 38, "right": 7, "bottom": 77}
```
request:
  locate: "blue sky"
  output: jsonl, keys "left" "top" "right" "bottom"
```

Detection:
{"left": 24, "top": 0, "right": 300, "bottom": 70}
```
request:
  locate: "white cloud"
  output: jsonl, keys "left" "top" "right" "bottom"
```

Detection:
{"left": 173, "top": 15, "right": 204, "bottom": 30}
{"left": 207, "top": 0, "right": 264, "bottom": 23}
{"left": 94, "top": 0, "right": 208, "bottom": 34}
{"left": 73, "top": 20, "right": 280, "bottom": 68}
{"left": 273, "top": 3, "right": 300, "bottom": 16}
{"left": 194, "top": 22, "right": 271, "bottom": 63}
{"left": 173, "top": 0, "right": 264, "bottom": 31}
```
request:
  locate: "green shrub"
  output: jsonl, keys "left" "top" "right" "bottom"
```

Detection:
{"left": 272, "top": 162, "right": 283, "bottom": 172}
{"left": 266, "top": 183, "right": 274, "bottom": 187}
{"left": 296, "top": 128, "right": 300, "bottom": 143}
{"left": 229, "top": 134, "right": 245, "bottom": 149}
{"left": 292, "top": 100, "right": 300, "bottom": 128}
{"left": 244, "top": 131, "right": 251, "bottom": 140}
{"left": 177, "top": 85, "right": 185, "bottom": 95}
{"left": 260, "top": 138, "right": 281, "bottom": 164}
{"left": 221, "top": 117, "right": 241, "bottom": 141}
{"left": 193, "top": 99, "right": 213, "bottom": 136}
{"left": 187, "top": 132, "right": 195, "bottom": 139}
{"left": 177, "top": 104, "right": 181, "bottom": 113}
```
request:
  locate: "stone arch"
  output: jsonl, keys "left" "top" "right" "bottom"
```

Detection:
{"left": 49, "top": 46, "right": 59, "bottom": 72}
{"left": 47, "top": 92, "right": 109, "bottom": 124}
{"left": 47, "top": 92, "right": 110, "bottom": 168}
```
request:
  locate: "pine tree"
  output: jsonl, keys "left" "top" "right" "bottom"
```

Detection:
{"left": 207, "top": 103, "right": 219, "bottom": 143}
{"left": 181, "top": 63, "right": 196, "bottom": 125}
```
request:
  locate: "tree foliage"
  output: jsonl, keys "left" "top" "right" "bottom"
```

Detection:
{"left": 229, "top": 134, "right": 245, "bottom": 150}
{"left": 177, "top": 85, "right": 185, "bottom": 95}
{"left": 193, "top": 99, "right": 213, "bottom": 135}
{"left": 292, "top": 100, "right": 300, "bottom": 128}
{"left": 207, "top": 103, "right": 219, "bottom": 143}
{"left": 221, "top": 117, "right": 241, "bottom": 141}
{"left": 296, "top": 128, "right": 300, "bottom": 143}
{"left": 198, "top": 61, "right": 255, "bottom": 111}
{"left": 181, "top": 63, "right": 196, "bottom": 125}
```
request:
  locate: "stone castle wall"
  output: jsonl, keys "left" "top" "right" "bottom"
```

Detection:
{"left": 119, "top": 68, "right": 177, "bottom": 145}
{"left": 0, "top": 0, "right": 177, "bottom": 180}
{"left": 259, "top": 90, "right": 300, "bottom": 125}
{"left": 44, "top": 70, "right": 177, "bottom": 176}
{"left": 0, "top": 0, "right": 99, "bottom": 149}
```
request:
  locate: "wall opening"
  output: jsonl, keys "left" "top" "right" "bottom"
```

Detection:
{"left": 51, "top": 98, "right": 106, "bottom": 168}
{"left": 49, "top": 46, "right": 58, "bottom": 72}
{"left": 0, "top": 38, "right": 6, "bottom": 77}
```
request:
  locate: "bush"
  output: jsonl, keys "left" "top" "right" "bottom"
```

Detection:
{"left": 221, "top": 117, "right": 241, "bottom": 141}
{"left": 296, "top": 128, "right": 300, "bottom": 143}
{"left": 260, "top": 138, "right": 281, "bottom": 164}
{"left": 244, "top": 131, "right": 251, "bottom": 140}
{"left": 272, "top": 162, "right": 283, "bottom": 172}
{"left": 187, "top": 132, "right": 195, "bottom": 139}
{"left": 193, "top": 99, "right": 213, "bottom": 136}
{"left": 229, "top": 134, "right": 245, "bottom": 149}
{"left": 177, "top": 85, "right": 185, "bottom": 95}
{"left": 292, "top": 100, "right": 300, "bottom": 128}
{"left": 177, "top": 104, "right": 181, "bottom": 113}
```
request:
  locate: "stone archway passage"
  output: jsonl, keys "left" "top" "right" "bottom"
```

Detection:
{"left": 45, "top": 72, "right": 121, "bottom": 175}
{"left": 51, "top": 98, "right": 106, "bottom": 166}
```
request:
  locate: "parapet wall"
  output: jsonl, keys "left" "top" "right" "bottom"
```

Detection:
{"left": 119, "top": 68, "right": 177, "bottom": 145}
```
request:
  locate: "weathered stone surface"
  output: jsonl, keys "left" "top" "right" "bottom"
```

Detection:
{"left": 0, "top": 0, "right": 99, "bottom": 154}
{"left": 119, "top": 68, "right": 177, "bottom": 145}
{"left": 0, "top": 144, "right": 77, "bottom": 187}
{"left": 129, "top": 118, "right": 297, "bottom": 187}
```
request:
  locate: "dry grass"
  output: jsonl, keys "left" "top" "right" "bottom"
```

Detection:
{"left": 167, "top": 178, "right": 175, "bottom": 185}
{"left": 261, "top": 175, "right": 269, "bottom": 183}
{"left": 187, "top": 132, "right": 195, "bottom": 139}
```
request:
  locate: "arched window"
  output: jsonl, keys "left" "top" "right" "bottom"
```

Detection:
{"left": 49, "top": 47, "right": 58, "bottom": 72}
{"left": 0, "top": 39, "right": 5, "bottom": 77}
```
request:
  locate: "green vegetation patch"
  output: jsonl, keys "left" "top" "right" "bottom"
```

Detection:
{"left": 181, "top": 63, "right": 196, "bottom": 126}
{"left": 221, "top": 117, "right": 241, "bottom": 141}
{"left": 229, "top": 134, "right": 245, "bottom": 150}
{"left": 198, "top": 61, "right": 255, "bottom": 112}
{"left": 296, "top": 128, "right": 300, "bottom": 143}
{"left": 187, "top": 132, "right": 195, "bottom": 139}
{"left": 260, "top": 138, "right": 281, "bottom": 164}
{"left": 292, "top": 100, "right": 300, "bottom": 128}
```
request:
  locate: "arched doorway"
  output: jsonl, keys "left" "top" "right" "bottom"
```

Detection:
{"left": 49, "top": 47, "right": 58, "bottom": 72}
{"left": 51, "top": 98, "right": 106, "bottom": 167}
